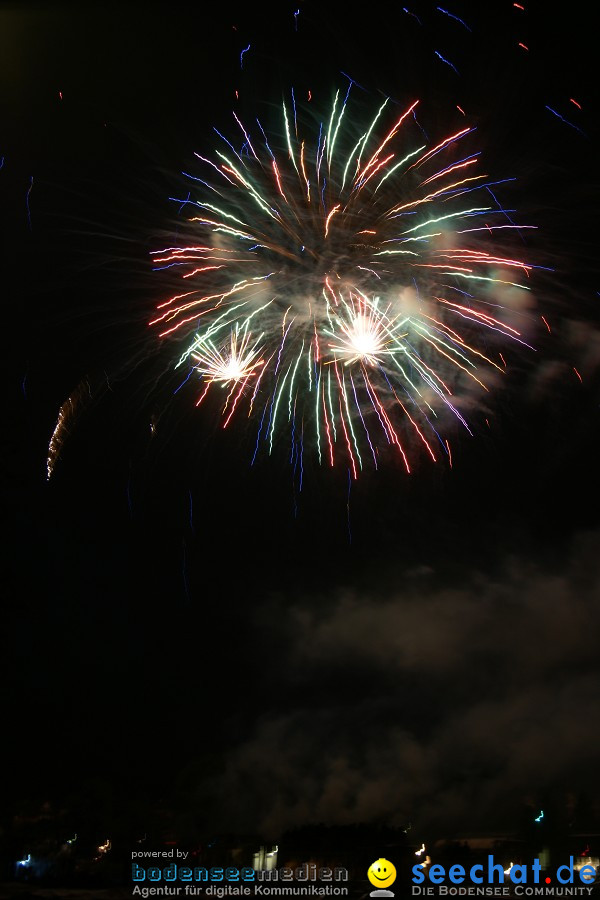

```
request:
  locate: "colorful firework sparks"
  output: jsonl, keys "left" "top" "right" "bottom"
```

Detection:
{"left": 150, "top": 88, "right": 539, "bottom": 476}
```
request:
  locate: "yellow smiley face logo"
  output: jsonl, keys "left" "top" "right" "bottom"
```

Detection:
{"left": 368, "top": 858, "right": 397, "bottom": 889}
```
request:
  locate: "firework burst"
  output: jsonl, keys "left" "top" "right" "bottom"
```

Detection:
{"left": 150, "top": 87, "right": 538, "bottom": 476}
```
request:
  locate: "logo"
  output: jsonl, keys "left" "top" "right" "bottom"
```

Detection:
{"left": 368, "top": 858, "right": 397, "bottom": 898}
{"left": 411, "top": 854, "right": 598, "bottom": 895}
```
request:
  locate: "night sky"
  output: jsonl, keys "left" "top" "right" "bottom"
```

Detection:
{"left": 3, "top": 0, "right": 600, "bottom": 860}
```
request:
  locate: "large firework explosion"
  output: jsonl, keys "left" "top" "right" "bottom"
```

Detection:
{"left": 150, "top": 86, "right": 539, "bottom": 476}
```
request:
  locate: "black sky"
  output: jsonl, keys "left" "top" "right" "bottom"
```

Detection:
{"left": 2, "top": 0, "right": 600, "bottom": 852}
